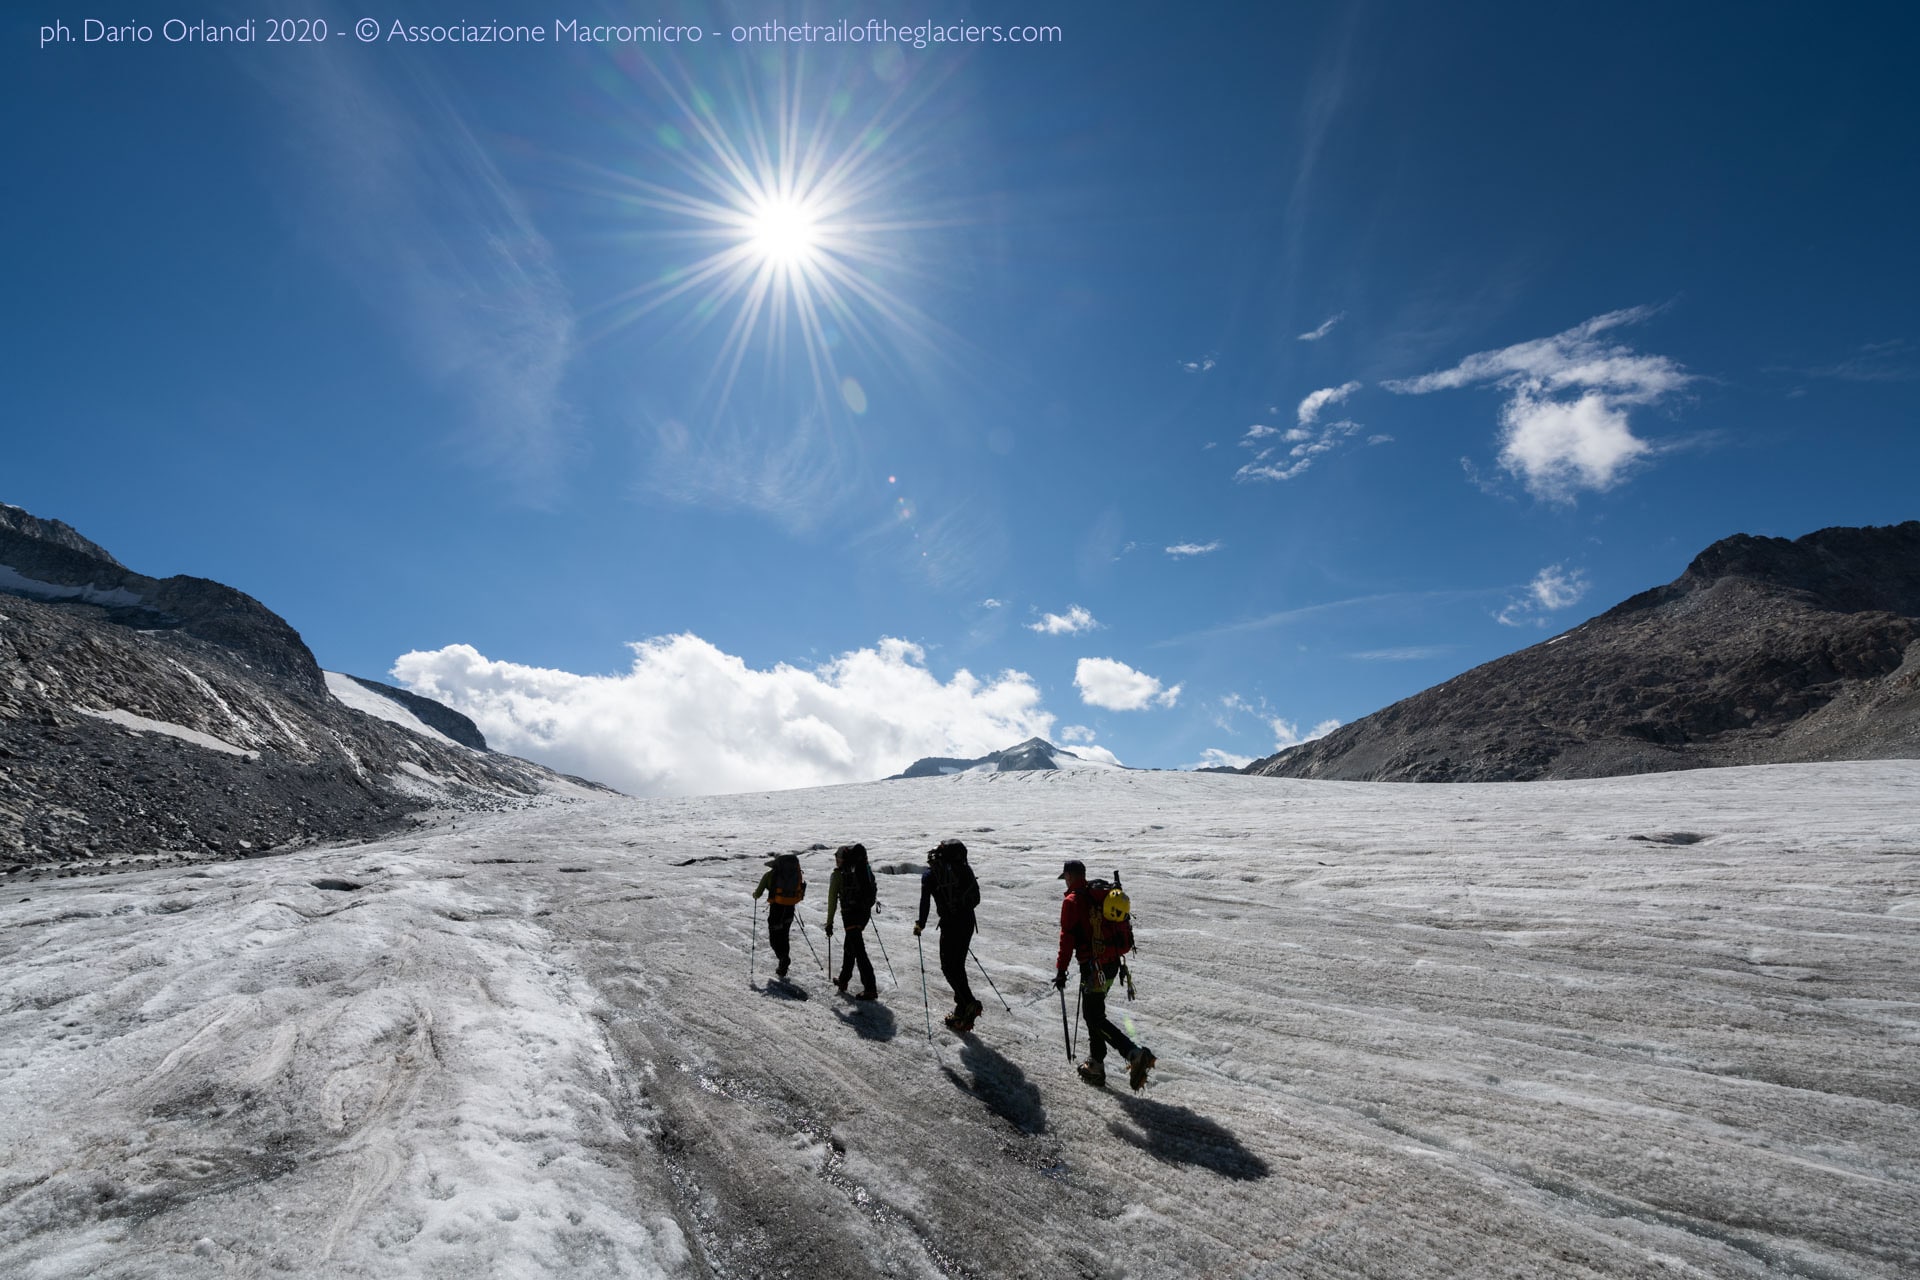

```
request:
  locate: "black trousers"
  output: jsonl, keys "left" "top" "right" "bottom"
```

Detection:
{"left": 837, "top": 920, "right": 875, "bottom": 992}
{"left": 938, "top": 917, "right": 976, "bottom": 1012}
{"left": 767, "top": 903, "right": 794, "bottom": 966}
{"left": 1081, "top": 960, "right": 1137, "bottom": 1063}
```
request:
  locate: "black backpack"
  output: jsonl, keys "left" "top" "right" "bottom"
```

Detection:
{"left": 930, "top": 839, "right": 980, "bottom": 914}
{"left": 840, "top": 844, "right": 877, "bottom": 920}
{"left": 770, "top": 853, "right": 805, "bottom": 906}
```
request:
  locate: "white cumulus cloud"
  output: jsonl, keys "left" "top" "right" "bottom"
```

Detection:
{"left": 1058, "top": 724, "right": 1097, "bottom": 744}
{"left": 1192, "top": 748, "right": 1254, "bottom": 770}
{"left": 1165, "top": 541, "right": 1222, "bottom": 558}
{"left": 1074, "top": 658, "right": 1182, "bottom": 711}
{"left": 1028, "top": 605, "right": 1099, "bottom": 635}
{"left": 1385, "top": 306, "right": 1692, "bottom": 501}
{"left": 392, "top": 635, "right": 1053, "bottom": 797}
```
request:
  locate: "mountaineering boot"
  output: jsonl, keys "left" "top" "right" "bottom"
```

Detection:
{"left": 1127, "top": 1046, "right": 1156, "bottom": 1092}
{"left": 834, "top": 977, "right": 850, "bottom": 995}
{"left": 1076, "top": 1059, "right": 1107, "bottom": 1087}
{"left": 944, "top": 1004, "right": 976, "bottom": 1033}
{"left": 854, "top": 988, "right": 879, "bottom": 1001}
{"left": 776, "top": 958, "right": 790, "bottom": 978}
{"left": 967, "top": 999, "right": 984, "bottom": 1023}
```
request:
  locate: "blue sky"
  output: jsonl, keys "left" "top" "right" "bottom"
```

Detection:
{"left": 6, "top": 2, "right": 1917, "bottom": 793}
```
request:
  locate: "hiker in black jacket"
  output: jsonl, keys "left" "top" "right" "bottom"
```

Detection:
{"left": 824, "top": 842, "right": 880, "bottom": 1000}
{"left": 914, "top": 838, "right": 981, "bottom": 1031}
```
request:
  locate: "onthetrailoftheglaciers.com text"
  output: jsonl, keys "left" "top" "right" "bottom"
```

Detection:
{"left": 38, "top": 18, "right": 1064, "bottom": 49}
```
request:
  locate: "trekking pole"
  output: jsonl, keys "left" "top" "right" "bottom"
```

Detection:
{"left": 1073, "top": 986, "right": 1082, "bottom": 1060}
{"left": 750, "top": 900, "right": 758, "bottom": 986}
{"left": 827, "top": 922, "right": 833, "bottom": 984}
{"left": 870, "top": 921, "right": 897, "bottom": 986}
{"left": 916, "top": 930, "right": 933, "bottom": 1041}
{"left": 798, "top": 914, "right": 827, "bottom": 976}
{"left": 1057, "top": 984, "right": 1073, "bottom": 1063}
{"left": 969, "top": 948, "right": 1012, "bottom": 1012}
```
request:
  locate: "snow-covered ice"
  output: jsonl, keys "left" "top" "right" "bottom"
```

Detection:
{"left": 323, "top": 672, "right": 468, "bottom": 751}
{"left": 1, "top": 762, "right": 1915, "bottom": 1277}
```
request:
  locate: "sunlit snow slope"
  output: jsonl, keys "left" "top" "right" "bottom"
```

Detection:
{"left": 3, "top": 764, "right": 1916, "bottom": 1278}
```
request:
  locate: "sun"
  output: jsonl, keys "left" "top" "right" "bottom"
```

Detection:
{"left": 589, "top": 62, "right": 950, "bottom": 410}
{"left": 745, "top": 196, "right": 821, "bottom": 269}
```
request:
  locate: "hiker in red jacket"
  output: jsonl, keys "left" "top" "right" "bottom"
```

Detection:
{"left": 1053, "top": 859, "right": 1154, "bottom": 1089}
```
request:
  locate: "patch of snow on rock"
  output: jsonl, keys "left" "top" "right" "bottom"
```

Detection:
{"left": 70, "top": 705, "right": 259, "bottom": 759}
{"left": 325, "top": 670, "right": 466, "bottom": 750}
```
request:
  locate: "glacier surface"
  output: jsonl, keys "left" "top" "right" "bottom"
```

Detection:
{"left": 2, "top": 763, "right": 1916, "bottom": 1277}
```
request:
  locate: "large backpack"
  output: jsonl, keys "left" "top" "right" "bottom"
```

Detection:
{"left": 770, "top": 853, "right": 806, "bottom": 906}
{"left": 841, "top": 844, "right": 877, "bottom": 922}
{"left": 930, "top": 839, "right": 980, "bottom": 915}
{"left": 1084, "top": 871, "right": 1134, "bottom": 963}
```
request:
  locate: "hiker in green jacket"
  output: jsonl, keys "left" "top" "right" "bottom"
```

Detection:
{"left": 823, "top": 842, "right": 880, "bottom": 1000}
{"left": 752, "top": 852, "right": 806, "bottom": 978}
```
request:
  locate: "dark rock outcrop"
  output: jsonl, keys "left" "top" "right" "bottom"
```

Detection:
{"left": 1, "top": 505, "right": 614, "bottom": 875}
{"left": 1, "top": 504, "right": 324, "bottom": 697}
{"left": 1246, "top": 522, "right": 1920, "bottom": 782}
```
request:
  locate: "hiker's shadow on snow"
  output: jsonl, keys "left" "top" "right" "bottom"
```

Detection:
{"left": 832, "top": 1001, "right": 897, "bottom": 1042}
{"left": 757, "top": 980, "right": 810, "bottom": 1002}
{"left": 1110, "top": 1096, "right": 1269, "bottom": 1181}
{"left": 943, "top": 1039, "right": 1047, "bottom": 1135}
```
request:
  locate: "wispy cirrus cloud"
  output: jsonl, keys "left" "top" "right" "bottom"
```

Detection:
{"left": 1386, "top": 306, "right": 1693, "bottom": 502}
{"left": 1298, "top": 312, "right": 1346, "bottom": 342}
{"left": 1074, "top": 658, "right": 1181, "bottom": 711}
{"left": 1178, "top": 353, "right": 1219, "bottom": 374}
{"left": 1297, "top": 381, "right": 1361, "bottom": 425}
{"left": 1271, "top": 717, "right": 1340, "bottom": 749}
{"left": 1349, "top": 646, "right": 1449, "bottom": 661}
{"left": 1234, "top": 381, "right": 1374, "bottom": 483}
{"left": 1496, "top": 563, "right": 1591, "bottom": 627}
{"left": 263, "top": 46, "right": 576, "bottom": 503}
{"left": 1028, "top": 605, "right": 1099, "bottom": 636}
{"left": 1235, "top": 418, "right": 1363, "bottom": 483}
{"left": 1165, "top": 541, "right": 1222, "bottom": 558}
{"left": 1156, "top": 587, "right": 1506, "bottom": 646}
{"left": 1778, "top": 338, "right": 1918, "bottom": 384}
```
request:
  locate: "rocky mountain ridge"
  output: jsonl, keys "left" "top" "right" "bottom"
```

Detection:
{"left": 1246, "top": 521, "right": 1920, "bottom": 782}
{"left": 1, "top": 504, "right": 612, "bottom": 875}
{"left": 888, "top": 736, "right": 1124, "bottom": 779}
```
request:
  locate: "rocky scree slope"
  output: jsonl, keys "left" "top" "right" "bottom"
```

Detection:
{"left": 0, "top": 504, "right": 610, "bottom": 875}
{"left": 1247, "top": 521, "right": 1920, "bottom": 782}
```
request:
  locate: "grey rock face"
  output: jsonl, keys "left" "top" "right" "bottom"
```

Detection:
{"left": 1, "top": 508, "right": 324, "bottom": 697}
{"left": 1246, "top": 522, "right": 1920, "bottom": 782}
{"left": 0, "top": 506, "right": 614, "bottom": 875}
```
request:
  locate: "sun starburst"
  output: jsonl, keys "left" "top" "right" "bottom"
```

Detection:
{"left": 587, "top": 59, "right": 947, "bottom": 411}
